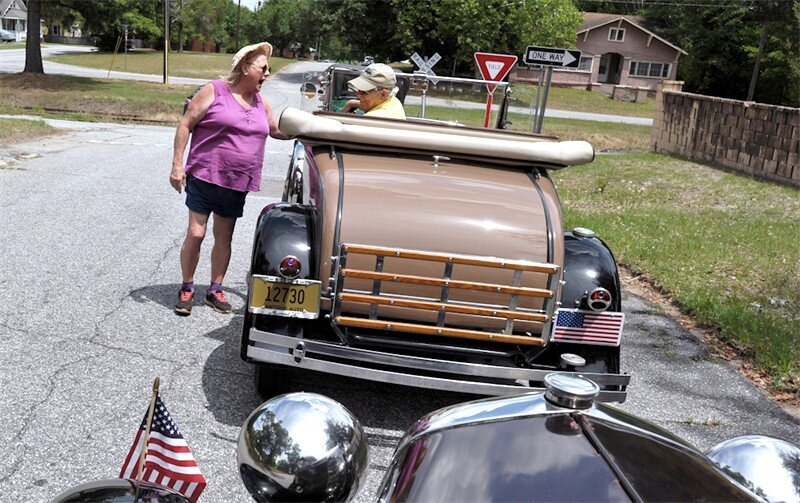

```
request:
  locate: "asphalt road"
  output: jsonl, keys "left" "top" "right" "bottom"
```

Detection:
{"left": 0, "top": 56, "right": 798, "bottom": 502}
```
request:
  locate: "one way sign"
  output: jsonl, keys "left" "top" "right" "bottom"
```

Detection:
{"left": 523, "top": 46, "right": 582, "bottom": 68}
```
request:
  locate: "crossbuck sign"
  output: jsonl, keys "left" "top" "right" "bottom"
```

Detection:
{"left": 410, "top": 52, "right": 441, "bottom": 82}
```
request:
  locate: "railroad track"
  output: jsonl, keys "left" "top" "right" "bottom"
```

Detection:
{"left": 12, "top": 106, "right": 178, "bottom": 125}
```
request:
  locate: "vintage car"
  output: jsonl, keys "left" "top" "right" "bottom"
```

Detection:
{"left": 240, "top": 67, "right": 630, "bottom": 401}
{"left": 51, "top": 376, "right": 800, "bottom": 502}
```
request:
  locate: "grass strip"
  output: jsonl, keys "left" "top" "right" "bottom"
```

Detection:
{"left": 404, "top": 104, "right": 651, "bottom": 152}
{"left": 0, "top": 117, "right": 59, "bottom": 145}
{"left": 0, "top": 73, "right": 196, "bottom": 124}
{"left": 417, "top": 82, "right": 654, "bottom": 118}
{"left": 552, "top": 153, "right": 800, "bottom": 392}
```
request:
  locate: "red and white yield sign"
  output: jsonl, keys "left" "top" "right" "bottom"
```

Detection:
{"left": 474, "top": 52, "right": 518, "bottom": 92}
{"left": 473, "top": 52, "right": 518, "bottom": 127}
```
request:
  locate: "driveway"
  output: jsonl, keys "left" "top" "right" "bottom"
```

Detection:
{"left": 0, "top": 60, "right": 796, "bottom": 502}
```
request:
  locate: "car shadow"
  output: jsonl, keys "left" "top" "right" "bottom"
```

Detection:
{"left": 128, "top": 283, "right": 487, "bottom": 434}
{"left": 198, "top": 312, "right": 481, "bottom": 434}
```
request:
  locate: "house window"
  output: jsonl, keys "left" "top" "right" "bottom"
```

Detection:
{"left": 608, "top": 28, "right": 625, "bottom": 42}
{"left": 630, "top": 61, "right": 671, "bottom": 78}
{"left": 52, "top": 25, "right": 59, "bottom": 36}
{"left": 562, "top": 56, "right": 594, "bottom": 72}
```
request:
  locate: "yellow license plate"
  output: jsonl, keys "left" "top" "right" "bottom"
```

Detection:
{"left": 249, "top": 276, "right": 322, "bottom": 319}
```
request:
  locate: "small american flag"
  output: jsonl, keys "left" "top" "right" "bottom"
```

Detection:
{"left": 552, "top": 309, "right": 624, "bottom": 347}
{"left": 119, "top": 395, "right": 207, "bottom": 502}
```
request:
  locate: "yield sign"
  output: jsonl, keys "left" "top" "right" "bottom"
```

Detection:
{"left": 474, "top": 52, "right": 518, "bottom": 92}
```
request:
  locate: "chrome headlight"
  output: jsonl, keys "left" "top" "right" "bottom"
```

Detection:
{"left": 707, "top": 435, "right": 800, "bottom": 502}
{"left": 237, "top": 392, "right": 369, "bottom": 502}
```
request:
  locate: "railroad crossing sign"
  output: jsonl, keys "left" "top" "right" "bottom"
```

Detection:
{"left": 523, "top": 46, "right": 582, "bottom": 68}
{"left": 473, "top": 52, "right": 518, "bottom": 127}
{"left": 410, "top": 52, "right": 441, "bottom": 83}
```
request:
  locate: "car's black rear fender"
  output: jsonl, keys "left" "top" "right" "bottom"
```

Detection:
{"left": 241, "top": 202, "right": 318, "bottom": 361}
{"left": 561, "top": 229, "right": 621, "bottom": 312}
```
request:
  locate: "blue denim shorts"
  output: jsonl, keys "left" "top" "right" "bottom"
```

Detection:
{"left": 185, "top": 175, "right": 247, "bottom": 218}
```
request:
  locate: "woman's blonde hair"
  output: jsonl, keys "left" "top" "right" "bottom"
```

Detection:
{"left": 225, "top": 63, "right": 246, "bottom": 86}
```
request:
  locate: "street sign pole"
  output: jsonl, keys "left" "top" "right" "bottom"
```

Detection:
{"left": 473, "top": 52, "right": 518, "bottom": 128}
{"left": 483, "top": 93, "right": 493, "bottom": 128}
{"left": 536, "top": 67, "right": 553, "bottom": 133}
{"left": 522, "top": 46, "right": 581, "bottom": 133}
{"left": 122, "top": 24, "right": 129, "bottom": 71}
{"left": 410, "top": 52, "right": 441, "bottom": 118}
{"left": 530, "top": 66, "right": 543, "bottom": 132}
{"left": 163, "top": 0, "right": 169, "bottom": 85}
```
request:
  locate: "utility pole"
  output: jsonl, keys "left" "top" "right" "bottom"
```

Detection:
{"left": 163, "top": 0, "right": 169, "bottom": 84}
{"left": 747, "top": 20, "right": 767, "bottom": 102}
{"left": 122, "top": 24, "right": 129, "bottom": 70}
{"left": 235, "top": 0, "right": 241, "bottom": 49}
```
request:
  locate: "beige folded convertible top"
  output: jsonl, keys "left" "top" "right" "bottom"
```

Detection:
{"left": 278, "top": 108, "right": 595, "bottom": 169}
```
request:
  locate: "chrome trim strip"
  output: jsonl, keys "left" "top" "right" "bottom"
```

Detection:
{"left": 247, "top": 329, "right": 629, "bottom": 401}
{"left": 529, "top": 171, "right": 559, "bottom": 343}
{"left": 330, "top": 147, "right": 345, "bottom": 296}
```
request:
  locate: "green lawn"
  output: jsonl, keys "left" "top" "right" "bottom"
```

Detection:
{"left": 0, "top": 117, "right": 59, "bottom": 145}
{"left": 0, "top": 73, "right": 194, "bottom": 123}
{"left": 0, "top": 41, "right": 26, "bottom": 50}
{"left": 512, "top": 83, "right": 655, "bottom": 118}
{"left": 553, "top": 154, "right": 800, "bottom": 392}
{"left": 47, "top": 50, "right": 296, "bottom": 80}
{"left": 422, "top": 81, "right": 654, "bottom": 118}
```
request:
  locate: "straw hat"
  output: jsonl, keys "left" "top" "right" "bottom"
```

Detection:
{"left": 231, "top": 42, "right": 273, "bottom": 71}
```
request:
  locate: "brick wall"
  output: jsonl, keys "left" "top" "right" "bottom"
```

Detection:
{"left": 651, "top": 81, "right": 800, "bottom": 187}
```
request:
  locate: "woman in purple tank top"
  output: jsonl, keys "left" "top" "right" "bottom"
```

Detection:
{"left": 169, "top": 41, "right": 286, "bottom": 316}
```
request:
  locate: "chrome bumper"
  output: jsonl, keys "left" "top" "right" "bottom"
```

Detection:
{"left": 246, "top": 329, "right": 629, "bottom": 402}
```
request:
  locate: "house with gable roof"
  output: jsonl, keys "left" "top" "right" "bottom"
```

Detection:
{"left": 514, "top": 12, "right": 688, "bottom": 98}
{"left": 0, "top": 0, "right": 27, "bottom": 41}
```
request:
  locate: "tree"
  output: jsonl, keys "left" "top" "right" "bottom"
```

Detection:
{"left": 392, "top": 0, "right": 582, "bottom": 74}
{"left": 23, "top": 0, "right": 43, "bottom": 73}
{"left": 309, "top": 0, "right": 582, "bottom": 72}
{"left": 640, "top": 0, "right": 799, "bottom": 106}
{"left": 573, "top": 0, "right": 644, "bottom": 14}
{"left": 52, "top": 0, "right": 161, "bottom": 51}
{"left": 251, "top": 0, "right": 310, "bottom": 54}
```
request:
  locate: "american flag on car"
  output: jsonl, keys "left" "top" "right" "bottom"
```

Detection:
{"left": 551, "top": 309, "right": 624, "bottom": 347}
{"left": 119, "top": 396, "right": 207, "bottom": 502}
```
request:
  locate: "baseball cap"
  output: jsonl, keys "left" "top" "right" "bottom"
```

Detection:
{"left": 231, "top": 42, "right": 273, "bottom": 71}
{"left": 348, "top": 63, "right": 397, "bottom": 92}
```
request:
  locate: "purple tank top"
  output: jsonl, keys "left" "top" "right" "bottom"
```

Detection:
{"left": 185, "top": 79, "right": 270, "bottom": 192}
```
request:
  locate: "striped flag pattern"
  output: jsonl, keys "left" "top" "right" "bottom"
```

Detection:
{"left": 119, "top": 396, "right": 206, "bottom": 502}
{"left": 551, "top": 309, "right": 624, "bottom": 347}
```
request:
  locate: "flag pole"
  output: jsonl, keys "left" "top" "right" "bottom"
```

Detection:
{"left": 134, "top": 377, "right": 160, "bottom": 499}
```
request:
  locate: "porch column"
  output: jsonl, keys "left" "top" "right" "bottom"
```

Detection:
{"left": 619, "top": 57, "right": 632, "bottom": 86}
{"left": 589, "top": 54, "right": 601, "bottom": 90}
